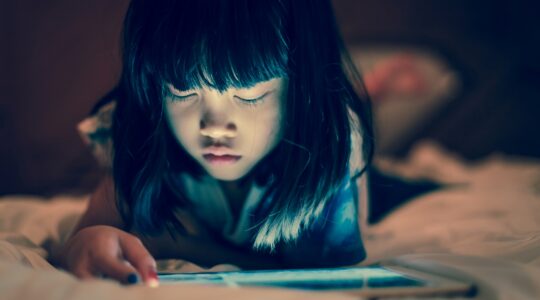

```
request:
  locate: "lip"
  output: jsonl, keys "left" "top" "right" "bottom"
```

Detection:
{"left": 202, "top": 154, "right": 241, "bottom": 165}
{"left": 202, "top": 146, "right": 240, "bottom": 156}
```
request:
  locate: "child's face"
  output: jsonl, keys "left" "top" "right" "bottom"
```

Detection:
{"left": 165, "top": 78, "right": 287, "bottom": 181}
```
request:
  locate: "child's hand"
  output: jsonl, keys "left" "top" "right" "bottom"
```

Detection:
{"left": 60, "top": 225, "right": 158, "bottom": 286}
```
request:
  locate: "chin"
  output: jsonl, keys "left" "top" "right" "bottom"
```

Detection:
{"left": 205, "top": 167, "right": 249, "bottom": 181}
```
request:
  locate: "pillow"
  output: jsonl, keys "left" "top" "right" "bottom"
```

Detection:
{"left": 349, "top": 45, "right": 462, "bottom": 154}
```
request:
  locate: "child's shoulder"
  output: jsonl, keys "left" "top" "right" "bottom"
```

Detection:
{"left": 77, "top": 100, "right": 116, "bottom": 169}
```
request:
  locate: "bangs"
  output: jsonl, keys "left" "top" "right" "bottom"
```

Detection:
{"left": 145, "top": 1, "right": 289, "bottom": 93}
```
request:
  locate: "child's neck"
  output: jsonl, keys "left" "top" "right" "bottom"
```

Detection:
{"left": 218, "top": 177, "right": 253, "bottom": 220}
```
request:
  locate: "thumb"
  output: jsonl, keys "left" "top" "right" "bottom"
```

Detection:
{"left": 119, "top": 234, "right": 159, "bottom": 287}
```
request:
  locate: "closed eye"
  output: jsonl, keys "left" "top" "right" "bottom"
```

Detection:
{"left": 170, "top": 93, "right": 197, "bottom": 102}
{"left": 167, "top": 84, "right": 198, "bottom": 102}
{"left": 234, "top": 91, "right": 272, "bottom": 105}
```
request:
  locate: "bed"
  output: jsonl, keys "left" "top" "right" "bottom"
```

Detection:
{"left": 2, "top": 141, "right": 540, "bottom": 299}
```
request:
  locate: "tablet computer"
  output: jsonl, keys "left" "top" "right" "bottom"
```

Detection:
{"left": 157, "top": 259, "right": 476, "bottom": 298}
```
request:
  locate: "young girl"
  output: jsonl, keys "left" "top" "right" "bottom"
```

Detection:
{"left": 54, "top": 0, "right": 373, "bottom": 286}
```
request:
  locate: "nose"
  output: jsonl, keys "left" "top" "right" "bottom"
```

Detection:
{"left": 199, "top": 90, "right": 238, "bottom": 139}
{"left": 200, "top": 118, "right": 237, "bottom": 139}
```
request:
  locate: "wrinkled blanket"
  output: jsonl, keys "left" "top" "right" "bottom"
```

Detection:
{"left": 1, "top": 142, "right": 540, "bottom": 300}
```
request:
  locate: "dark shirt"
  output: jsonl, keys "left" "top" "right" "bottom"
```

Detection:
{"left": 253, "top": 175, "right": 366, "bottom": 268}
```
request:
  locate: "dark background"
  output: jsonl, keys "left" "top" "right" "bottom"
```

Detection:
{"left": 1, "top": 0, "right": 539, "bottom": 196}
{"left": 335, "top": 1, "right": 540, "bottom": 159}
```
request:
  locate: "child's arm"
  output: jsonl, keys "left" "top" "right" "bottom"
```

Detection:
{"left": 51, "top": 175, "right": 158, "bottom": 285}
{"left": 54, "top": 175, "right": 281, "bottom": 282}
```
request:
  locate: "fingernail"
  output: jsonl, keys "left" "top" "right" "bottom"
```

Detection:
{"left": 147, "top": 278, "right": 159, "bottom": 288}
{"left": 147, "top": 268, "right": 159, "bottom": 288}
{"left": 127, "top": 273, "right": 139, "bottom": 284}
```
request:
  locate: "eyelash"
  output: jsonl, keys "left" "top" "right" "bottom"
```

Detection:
{"left": 235, "top": 94, "right": 268, "bottom": 106}
{"left": 170, "top": 93, "right": 268, "bottom": 106}
{"left": 170, "top": 93, "right": 197, "bottom": 102}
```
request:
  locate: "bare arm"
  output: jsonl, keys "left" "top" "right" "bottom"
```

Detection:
{"left": 72, "top": 174, "right": 124, "bottom": 232}
{"left": 65, "top": 175, "right": 280, "bottom": 272}
{"left": 50, "top": 175, "right": 158, "bottom": 284}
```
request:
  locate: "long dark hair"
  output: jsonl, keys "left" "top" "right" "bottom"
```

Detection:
{"left": 112, "top": 0, "right": 373, "bottom": 250}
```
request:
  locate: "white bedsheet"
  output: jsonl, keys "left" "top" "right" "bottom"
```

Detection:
{"left": 1, "top": 142, "right": 540, "bottom": 299}
{"left": 364, "top": 142, "right": 540, "bottom": 266}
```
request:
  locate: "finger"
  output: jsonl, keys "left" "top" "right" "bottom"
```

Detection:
{"left": 119, "top": 235, "right": 158, "bottom": 286}
{"left": 92, "top": 251, "right": 140, "bottom": 285}
{"left": 72, "top": 264, "right": 96, "bottom": 281}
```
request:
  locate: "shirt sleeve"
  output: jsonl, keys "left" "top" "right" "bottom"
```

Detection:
{"left": 278, "top": 176, "right": 366, "bottom": 268}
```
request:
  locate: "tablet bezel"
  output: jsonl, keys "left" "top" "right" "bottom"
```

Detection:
{"left": 349, "top": 262, "right": 475, "bottom": 298}
{"left": 157, "top": 261, "right": 475, "bottom": 298}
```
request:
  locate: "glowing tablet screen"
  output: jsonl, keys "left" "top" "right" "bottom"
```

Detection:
{"left": 158, "top": 267, "right": 425, "bottom": 290}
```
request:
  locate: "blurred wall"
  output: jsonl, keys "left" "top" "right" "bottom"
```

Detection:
{"left": 333, "top": 0, "right": 540, "bottom": 158}
{"left": 1, "top": 0, "right": 129, "bottom": 195}
{"left": 1, "top": 0, "right": 539, "bottom": 195}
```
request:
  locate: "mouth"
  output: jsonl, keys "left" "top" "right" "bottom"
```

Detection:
{"left": 202, "top": 154, "right": 242, "bottom": 165}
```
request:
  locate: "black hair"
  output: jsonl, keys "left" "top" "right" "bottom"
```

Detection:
{"left": 112, "top": 0, "right": 374, "bottom": 250}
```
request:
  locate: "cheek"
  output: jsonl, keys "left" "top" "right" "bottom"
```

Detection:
{"left": 166, "top": 106, "right": 199, "bottom": 147}
{"left": 177, "top": 119, "right": 198, "bottom": 145}
{"left": 266, "top": 110, "right": 282, "bottom": 143}
{"left": 250, "top": 105, "right": 282, "bottom": 150}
